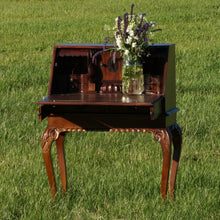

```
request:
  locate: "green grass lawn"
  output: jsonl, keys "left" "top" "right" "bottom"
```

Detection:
{"left": 0, "top": 0, "right": 219, "bottom": 219}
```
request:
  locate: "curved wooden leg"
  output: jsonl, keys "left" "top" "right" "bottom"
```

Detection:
{"left": 169, "top": 123, "right": 182, "bottom": 200}
{"left": 41, "top": 128, "right": 60, "bottom": 199}
{"left": 153, "top": 129, "right": 171, "bottom": 201}
{"left": 56, "top": 132, "right": 67, "bottom": 192}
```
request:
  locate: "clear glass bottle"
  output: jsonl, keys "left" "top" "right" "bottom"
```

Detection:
{"left": 122, "top": 59, "right": 144, "bottom": 95}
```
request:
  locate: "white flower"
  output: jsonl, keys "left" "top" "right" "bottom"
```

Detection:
{"left": 127, "top": 28, "right": 134, "bottom": 37}
{"left": 116, "top": 36, "right": 122, "bottom": 49}
{"left": 115, "top": 17, "right": 118, "bottom": 25}
{"left": 126, "top": 36, "right": 132, "bottom": 44}
{"left": 132, "top": 42, "right": 136, "bottom": 48}
{"left": 130, "top": 30, "right": 134, "bottom": 37}
{"left": 127, "top": 24, "right": 134, "bottom": 36}
{"left": 124, "top": 50, "right": 129, "bottom": 56}
{"left": 114, "top": 17, "right": 119, "bottom": 29}
{"left": 150, "top": 21, "right": 156, "bottom": 28}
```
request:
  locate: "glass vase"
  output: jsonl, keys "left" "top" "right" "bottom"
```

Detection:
{"left": 122, "top": 59, "right": 144, "bottom": 95}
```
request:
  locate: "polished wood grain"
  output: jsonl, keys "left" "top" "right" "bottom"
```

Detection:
{"left": 38, "top": 93, "right": 162, "bottom": 106}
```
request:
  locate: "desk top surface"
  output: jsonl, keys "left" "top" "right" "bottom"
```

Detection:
{"left": 38, "top": 93, "right": 162, "bottom": 107}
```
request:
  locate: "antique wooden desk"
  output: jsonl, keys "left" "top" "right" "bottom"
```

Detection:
{"left": 38, "top": 43, "right": 182, "bottom": 201}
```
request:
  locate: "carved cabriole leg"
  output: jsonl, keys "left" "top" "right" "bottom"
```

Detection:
{"left": 152, "top": 129, "right": 171, "bottom": 201}
{"left": 56, "top": 132, "right": 67, "bottom": 192}
{"left": 41, "top": 128, "right": 60, "bottom": 198}
{"left": 41, "top": 128, "right": 85, "bottom": 198}
{"left": 110, "top": 128, "right": 172, "bottom": 201}
{"left": 169, "top": 123, "right": 182, "bottom": 200}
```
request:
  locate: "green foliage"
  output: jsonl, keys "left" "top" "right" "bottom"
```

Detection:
{"left": 0, "top": 0, "right": 219, "bottom": 219}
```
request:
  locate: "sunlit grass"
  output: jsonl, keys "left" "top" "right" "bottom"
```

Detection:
{"left": 0, "top": 0, "right": 219, "bottom": 219}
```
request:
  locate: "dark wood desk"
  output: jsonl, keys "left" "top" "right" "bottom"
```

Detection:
{"left": 38, "top": 44, "right": 182, "bottom": 201}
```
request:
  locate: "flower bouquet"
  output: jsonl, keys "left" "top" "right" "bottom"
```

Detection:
{"left": 104, "top": 4, "right": 161, "bottom": 94}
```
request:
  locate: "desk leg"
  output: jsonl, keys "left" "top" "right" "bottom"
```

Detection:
{"left": 153, "top": 129, "right": 171, "bottom": 201}
{"left": 169, "top": 123, "right": 182, "bottom": 200}
{"left": 41, "top": 128, "right": 85, "bottom": 198}
{"left": 110, "top": 128, "right": 172, "bottom": 201}
{"left": 56, "top": 133, "right": 67, "bottom": 192}
{"left": 41, "top": 128, "right": 60, "bottom": 198}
